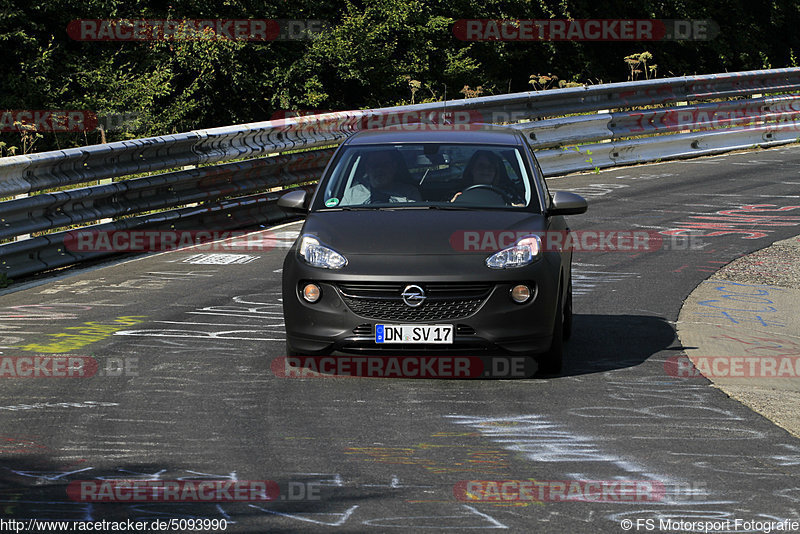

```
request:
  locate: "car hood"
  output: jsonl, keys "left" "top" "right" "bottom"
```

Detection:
{"left": 301, "top": 209, "right": 548, "bottom": 255}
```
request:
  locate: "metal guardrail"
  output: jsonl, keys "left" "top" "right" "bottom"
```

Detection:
{"left": 519, "top": 92, "right": 800, "bottom": 175}
{"left": 1, "top": 67, "right": 799, "bottom": 280}
{"left": 518, "top": 94, "right": 800, "bottom": 148}
{"left": 0, "top": 149, "right": 333, "bottom": 240}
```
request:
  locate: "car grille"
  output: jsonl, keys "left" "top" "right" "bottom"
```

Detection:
{"left": 337, "top": 282, "right": 493, "bottom": 322}
{"left": 352, "top": 324, "right": 374, "bottom": 336}
{"left": 457, "top": 325, "right": 476, "bottom": 336}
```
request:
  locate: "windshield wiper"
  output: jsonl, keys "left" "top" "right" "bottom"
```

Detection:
{"left": 320, "top": 205, "right": 491, "bottom": 211}
{"left": 373, "top": 205, "right": 474, "bottom": 210}
{"left": 317, "top": 206, "right": 374, "bottom": 211}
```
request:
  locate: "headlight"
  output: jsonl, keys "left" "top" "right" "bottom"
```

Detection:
{"left": 486, "top": 235, "right": 542, "bottom": 269}
{"left": 299, "top": 235, "right": 347, "bottom": 269}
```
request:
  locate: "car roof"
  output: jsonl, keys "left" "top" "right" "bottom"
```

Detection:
{"left": 344, "top": 125, "right": 524, "bottom": 145}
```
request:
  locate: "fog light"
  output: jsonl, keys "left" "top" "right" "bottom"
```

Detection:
{"left": 303, "top": 283, "right": 321, "bottom": 303}
{"left": 510, "top": 284, "right": 531, "bottom": 303}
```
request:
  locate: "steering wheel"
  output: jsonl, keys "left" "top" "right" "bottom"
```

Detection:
{"left": 454, "top": 184, "right": 509, "bottom": 205}
{"left": 462, "top": 184, "right": 507, "bottom": 196}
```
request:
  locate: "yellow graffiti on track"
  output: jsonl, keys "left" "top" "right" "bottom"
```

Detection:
{"left": 18, "top": 316, "right": 146, "bottom": 353}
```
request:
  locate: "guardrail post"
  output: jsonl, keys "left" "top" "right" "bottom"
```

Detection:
{"left": 181, "top": 165, "right": 199, "bottom": 207}
{"left": 97, "top": 126, "right": 114, "bottom": 224}
{"left": 13, "top": 193, "right": 29, "bottom": 241}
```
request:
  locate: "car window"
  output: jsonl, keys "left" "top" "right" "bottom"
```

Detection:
{"left": 316, "top": 143, "right": 539, "bottom": 210}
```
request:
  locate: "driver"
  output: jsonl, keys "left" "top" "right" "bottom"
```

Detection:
{"left": 342, "top": 150, "right": 421, "bottom": 205}
{"left": 450, "top": 150, "right": 523, "bottom": 204}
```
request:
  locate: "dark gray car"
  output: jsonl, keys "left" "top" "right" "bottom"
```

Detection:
{"left": 279, "top": 126, "right": 587, "bottom": 374}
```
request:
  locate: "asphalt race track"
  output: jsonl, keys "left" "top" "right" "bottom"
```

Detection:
{"left": 1, "top": 146, "right": 799, "bottom": 532}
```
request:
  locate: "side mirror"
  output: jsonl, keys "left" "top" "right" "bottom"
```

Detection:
{"left": 549, "top": 191, "right": 588, "bottom": 216}
{"left": 277, "top": 189, "right": 308, "bottom": 213}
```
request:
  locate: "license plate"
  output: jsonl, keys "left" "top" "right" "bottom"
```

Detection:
{"left": 375, "top": 324, "right": 454, "bottom": 344}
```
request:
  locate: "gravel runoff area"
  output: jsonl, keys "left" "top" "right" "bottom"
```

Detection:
{"left": 678, "top": 234, "right": 800, "bottom": 438}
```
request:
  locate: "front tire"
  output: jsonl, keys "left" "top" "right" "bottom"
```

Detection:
{"left": 563, "top": 280, "right": 573, "bottom": 341}
{"left": 537, "top": 288, "right": 565, "bottom": 375}
{"left": 285, "top": 341, "right": 301, "bottom": 357}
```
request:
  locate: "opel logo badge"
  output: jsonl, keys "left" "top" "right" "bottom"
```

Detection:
{"left": 401, "top": 285, "right": 426, "bottom": 307}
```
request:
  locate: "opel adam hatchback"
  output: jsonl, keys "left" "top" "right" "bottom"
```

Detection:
{"left": 278, "top": 126, "right": 587, "bottom": 373}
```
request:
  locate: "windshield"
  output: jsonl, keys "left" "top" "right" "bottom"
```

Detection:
{"left": 314, "top": 143, "right": 539, "bottom": 211}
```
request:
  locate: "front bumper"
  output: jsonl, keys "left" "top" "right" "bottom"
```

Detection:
{"left": 281, "top": 252, "right": 563, "bottom": 356}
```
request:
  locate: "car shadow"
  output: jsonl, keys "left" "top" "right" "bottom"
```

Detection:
{"left": 552, "top": 313, "right": 689, "bottom": 378}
